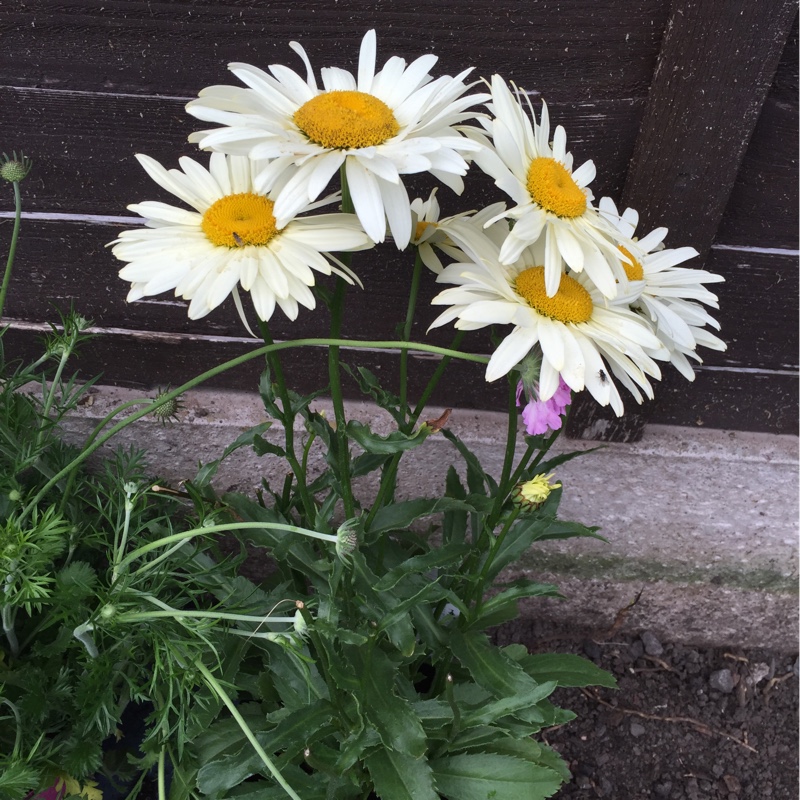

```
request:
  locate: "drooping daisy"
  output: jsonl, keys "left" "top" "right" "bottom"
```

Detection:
{"left": 598, "top": 197, "right": 726, "bottom": 380}
{"left": 410, "top": 188, "right": 508, "bottom": 273}
{"left": 428, "top": 235, "right": 665, "bottom": 416}
{"left": 111, "top": 153, "right": 371, "bottom": 325}
{"left": 473, "top": 75, "right": 628, "bottom": 299}
{"left": 185, "top": 31, "right": 489, "bottom": 250}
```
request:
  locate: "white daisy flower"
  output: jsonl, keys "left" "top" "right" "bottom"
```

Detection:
{"left": 599, "top": 197, "right": 727, "bottom": 380}
{"left": 473, "top": 75, "right": 628, "bottom": 299}
{"left": 185, "top": 30, "right": 489, "bottom": 249}
{"left": 111, "top": 153, "right": 371, "bottom": 326}
{"left": 428, "top": 235, "right": 665, "bottom": 416}
{"left": 410, "top": 188, "right": 508, "bottom": 273}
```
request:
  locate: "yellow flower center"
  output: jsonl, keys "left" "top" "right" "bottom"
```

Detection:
{"left": 512, "top": 473, "right": 562, "bottom": 510}
{"left": 414, "top": 220, "right": 436, "bottom": 241}
{"left": 526, "top": 157, "right": 587, "bottom": 218}
{"left": 515, "top": 266, "right": 593, "bottom": 323}
{"left": 293, "top": 91, "right": 400, "bottom": 150}
{"left": 618, "top": 245, "right": 644, "bottom": 281}
{"left": 201, "top": 193, "right": 278, "bottom": 248}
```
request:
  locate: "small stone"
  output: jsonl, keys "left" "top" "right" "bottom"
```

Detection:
{"left": 653, "top": 780, "right": 672, "bottom": 797}
{"left": 641, "top": 630, "right": 664, "bottom": 656}
{"left": 576, "top": 775, "right": 592, "bottom": 790}
{"left": 583, "top": 639, "right": 601, "bottom": 660}
{"left": 722, "top": 775, "right": 741, "bottom": 793}
{"left": 628, "top": 639, "right": 645, "bottom": 660}
{"left": 709, "top": 668, "right": 736, "bottom": 693}
{"left": 749, "top": 662, "right": 770, "bottom": 685}
{"left": 630, "top": 721, "right": 646, "bottom": 738}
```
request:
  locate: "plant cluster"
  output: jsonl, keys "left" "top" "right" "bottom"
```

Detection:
{"left": 0, "top": 30, "right": 724, "bottom": 800}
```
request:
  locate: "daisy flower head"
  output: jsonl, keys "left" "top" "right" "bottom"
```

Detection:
{"left": 599, "top": 197, "right": 727, "bottom": 380}
{"left": 410, "top": 188, "right": 508, "bottom": 273}
{"left": 111, "top": 152, "right": 371, "bottom": 326}
{"left": 429, "top": 235, "right": 666, "bottom": 416}
{"left": 473, "top": 75, "right": 629, "bottom": 300}
{"left": 186, "top": 31, "right": 489, "bottom": 250}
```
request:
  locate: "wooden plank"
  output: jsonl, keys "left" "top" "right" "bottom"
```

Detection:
{"left": 1, "top": 1, "right": 669, "bottom": 101}
{"left": 3, "top": 221, "right": 796, "bottom": 372}
{"left": 716, "top": 17, "right": 799, "bottom": 250}
{"left": 5, "top": 326, "right": 795, "bottom": 434}
{"left": 568, "top": 0, "right": 798, "bottom": 443}
{"left": 0, "top": 88, "right": 643, "bottom": 216}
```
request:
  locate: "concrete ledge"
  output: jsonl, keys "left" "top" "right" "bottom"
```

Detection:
{"left": 60, "top": 385, "right": 799, "bottom": 650}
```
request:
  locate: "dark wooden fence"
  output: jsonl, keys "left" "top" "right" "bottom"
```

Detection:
{"left": 1, "top": 1, "right": 797, "bottom": 438}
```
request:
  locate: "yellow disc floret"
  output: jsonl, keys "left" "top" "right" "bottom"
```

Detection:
{"left": 294, "top": 91, "right": 400, "bottom": 150}
{"left": 201, "top": 193, "right": 278, "bottom": 248}
{"left": 618, "top": 245, "right": 644, "bottom": 282}
{"left": 526, "top": 157, "right": 587, "bottom": 218}
{"left": 515, "top": 266, "right": 593, "bottom": 323}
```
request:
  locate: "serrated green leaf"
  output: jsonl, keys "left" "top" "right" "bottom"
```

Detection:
{"left": 450, "top": 630, "right": 541, "bottom": 699}
{"left": 365, "top": 748, "right": 438, "bottom": 800}
{"left": 359, "top": 647, "right": 427, "bottom": 758}
{"left": 536, "top": 519, "right": 607, "bottom": 542}
{"left": 460, "top": 680, "right": 556, "bottom": 727}
{"left": 252, "top": 435, "right": 285, "bottom": 458}
{"left": 517, "top": 652, "right": 617, "bottom": 688}
{"left": 470, "top": 578, "right": 562, "bottom": 630}
{"left": 373, "top": 542, "right": 470, "bottom": 592}
{"left": 441, "top": 429, "right": 498, "bottom": 495}
{"left": 345, "top": 419, "right": 431, "bottom": 455}
{"left": 367, "top": 497, "right": 475, "bottom": 535}
{"left": 430, "top": 753, "right": 563, "bottom": 800}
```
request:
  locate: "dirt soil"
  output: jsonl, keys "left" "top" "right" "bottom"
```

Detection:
{"left": 495, "top": 620, "right": 799, "bottom": 800}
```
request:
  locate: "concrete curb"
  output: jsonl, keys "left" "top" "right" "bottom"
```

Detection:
{"left": 60, "top": 385, "right": 799, "bottom": 651}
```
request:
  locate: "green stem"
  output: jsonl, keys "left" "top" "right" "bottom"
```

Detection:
{"left": 35, "top": 349, "right": 69, "bottom": 450}
{"left": 328, "top": 278, "right": 356, "bottom": 519}
{"left": 0, "top": 181, "right": 22, "bottom": 323}
{"left": 363, "top": 329, "right": 467, "bottom": 531}
{"left": 195, "top": 660, "right": 301, "bottom": 800}
{"left": 18, "top": 338, "right": 488, "bottom": 524}
{"left": 1, "top": 605, "right": 18, "bottom": 657}
{"left": 410, "top": 330, "right": 466, "bottom": 424}
{"left": 111, "top": 489, "right": 135, "bottom": 584}
{"left": 399, "top": 249, "right": 424, "bottom": 430}
{"left": 486, "top": 377, "right": 521, "bottom": 529}
{"left": 157, "top": 749, "right": 167, "bottom": 800}
{"left": 258, "top": 320, "right": 316, "bottom": 524}
{"left": 471, "top": 506, "right": 522, "bottom": 614}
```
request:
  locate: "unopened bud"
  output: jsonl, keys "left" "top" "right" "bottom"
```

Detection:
{"left": 1, "top": 152, "right": 32, "bottom": 183}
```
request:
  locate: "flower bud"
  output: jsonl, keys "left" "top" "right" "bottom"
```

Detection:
{"left": 1, "top": 152, "right": 32, "bottom": 183}
{"left": 511, "top": 473, "right": 561, "bottom": 511}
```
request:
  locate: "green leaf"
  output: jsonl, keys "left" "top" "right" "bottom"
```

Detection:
{"left": 516, "top": 653, "right": 617, "bottom": 688}
{"left": 485, "top": 516, "right": 552, "bottom": 581}
{"left": 430, "top": 753, "right": 563, "bottom": 800}
{"left": 373, "top": 542, "right": 471, "bottom": 592}
{"left": 359, "top": 647, "right": 427, "bottom": 758}
{"left": 364, "top": 748, "right": 438, "bottom": 800}
{"left": 449, "top": 631, "right": 540, "bottom": 699}
{"left": 345, "top": 419, "right": 431, "bottom": 455}
{"left": 352, "top": 452, "right": 390, "bottom": 478}
{"left": 367, "top": 497, "right": 475, "bottom": 535}
{"left": 441, "top": 429, "right": 498, "bottom": 495}
{"left": 191, "top": 421, "right": 273, "bottom": 487}
{"left": 342, "top": 364, "right": 404, "bottom": 423}
{"left": 534, "top": 445, "right": 603, "bottom": 475}
{"left": 252, "top": 435, "right": 286, "bottom": 458}
{"left": 536, "top": 519, "right": 607, "bottom": 542}
{"left": 470, "top": 578, "right": 563, "bottom": 630}
{"left": 459, "top": 681, "right": 556, "bottom": 727}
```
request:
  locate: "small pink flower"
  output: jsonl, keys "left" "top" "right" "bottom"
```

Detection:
{"left": 517, "top": 377, "right": 571, "bottom": 436}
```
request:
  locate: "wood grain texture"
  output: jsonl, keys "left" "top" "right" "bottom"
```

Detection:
{"left": 619, "top": 0, "right": 797, "bottom": 254}
{"left": 1, "top": 0, "right": 669, "bottom": 100}
{"left": 716, "top": 16, "right": 799, "bottom": 250}
{"left": 3, "top": 222, "right": 796, "bottom": 375}
{"left": 0, "top": 88, "right": 643, "bottom": 216}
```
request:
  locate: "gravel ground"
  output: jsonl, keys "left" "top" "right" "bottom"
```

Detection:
{"left": 496, "top": 621, "right": 799, "bottom": 800}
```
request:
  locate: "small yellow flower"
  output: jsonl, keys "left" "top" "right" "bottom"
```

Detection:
{"left": 511, "top": 473, "right": 561, "bottom": 511}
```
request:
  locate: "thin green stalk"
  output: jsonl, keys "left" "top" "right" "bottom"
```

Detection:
{"left": 111, "top": 488, "right": 135, "bottom": 583}
{"left": 157, "top": 749, "right": 167, "bottom": 800}
{"left": 35, "top": 349, "right": 69, "bottom": 450}
{"left": 363, "top": 329, "right": 468, "bottom": 531}
{"left": 399, "top": 250, "right": 424, "bottom": 430}
{"left": 258, "top": 319, "right": 316, "bottom": 524}
{"left": 0, "top": 181, "right": 22, "bottom": 323}
{"left": 120, "top": 520, "right": 338, "bottom": 571}
{"left": 328, "top": 277, "right": 356, "bottom": 519}
{"left": 117, "top": 610, "right": 296, "bottom": 625}
{"left": 18, "top": 337, "right": 488, "bottom": 524}
{"left": 470, "top": 506, "right": 522, "bottom": 614}
{"left": 486, "top": 377, "right": 521, "bottom": 529}
{"left": 410, "top": 329, "right": 466, "bottom": 424}
{"left": 195, "top": 660, "right": 302, "bottom": 800}
{"left": 2, "top": 605, "right": 18, "bottom": 657}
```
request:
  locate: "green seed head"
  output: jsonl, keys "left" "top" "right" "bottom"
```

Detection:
{"left": 1, "top": 152, "right": 32, "bottom": 183}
